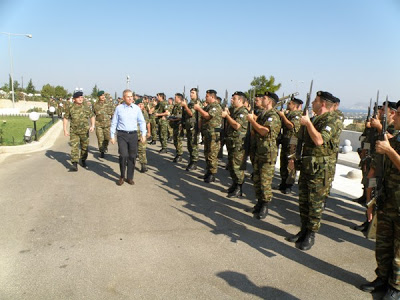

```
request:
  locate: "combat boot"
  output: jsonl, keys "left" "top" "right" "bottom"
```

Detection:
{"left": 225, "top": 183, "right": 237, "bottom": 194}
{"left": 173, "top": 155, "right": 179, "bottom": 163}
{"left": 298, "top": 230, "right": 315, "bottom": 251}
{"left": 382, "top": 286, "right": 400, "bottom": 300}
{"left": 352, "top": 220, "right": 369, "bottom": 232}
{"left": 100, "top": 152, "right": 105, "bottom": 158}
{"left": 204, "top": 173, "right": 215, "bottom": 183}
{"left": 286, "top": 227, "right": 307, "bottom": 243}
{"left": 140, "top": 163, "right": 148, "bottom": 173}
{"left": 150, "top": 140, "right": 156, "bottom": 145}
{"left": 248, "top": 200, "right": 263, "bottom": 214}
{"left": 199, "top": 171, "right": 211, "bottom": 179}
{"left": 176, "top": 155, "right": 182, "bottom": 162}
{"left": 70, "top": 162, "right": 78, "bottom": 172}
{"left": 159, "top": 148, "right": 168, "bottom": 154}
{"left": 257, "top": 202, "right": 269, "bottom": 220}
{"left": 228, "top": 184, "right": 243, "bottom": 198}
{"left": 283, "top": 185, "right": 292, "bottom": 194}
{"left": 81, "top": 160, "right": 87, "bottom": 168}
{"left": 186, "top": 161, "right": 197, "bottom": 171}
{"left": 360, "top": 277, "right": 387, "bottom": 293}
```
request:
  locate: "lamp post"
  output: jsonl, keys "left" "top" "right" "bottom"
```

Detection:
{"left": 29, "top": 111, "right": 39, "bottom": 141}
{"left": 0, "top": 32, "right": 32, "bottom": 109}
{"left": 126, "top": 75, "right": 130, "bottom": 89}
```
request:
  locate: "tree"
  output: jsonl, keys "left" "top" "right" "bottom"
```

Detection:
{"left": 41, "top": 84, "right": 55, "bottom": 98}
{"left": 246, "top": 75, "right": 281, "bottom": 97}
{"left": 54, "top": 85, "right": 68, "bottom": 98}
{"left": 91, "top": 84, "right": 99, "bottom": 98}
{"left": 1, "top": 83, "right": 10, "bottom": 93}
{"left": 26, "top": 79, "right": 35, "bottom": 94}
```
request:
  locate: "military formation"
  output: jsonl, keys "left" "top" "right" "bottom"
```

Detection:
{"left": 61, "top": 86, "right": 400, "bottom": 299}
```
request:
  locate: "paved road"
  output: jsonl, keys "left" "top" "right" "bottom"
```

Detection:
{"left": 0, "top": 131, "right": 378, "bottom": 299}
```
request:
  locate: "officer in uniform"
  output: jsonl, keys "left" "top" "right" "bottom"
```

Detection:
{"left": 48, "top": 97, "right": 58, "bottom": 117}
{"left": 360, "top": 100, "right": 400, "bottom": 300}
{"left": 246, "top": 91, "right": 281, "bottom": 219}
{"left": 222, "top": 91, "right": 248, "bottom": 197}
{"left": 93, "top": 90, "right": 114, "bottom": 158}
{"left": 167, "top": 97, "right": 174, "bottom": 141}
{"left": 194, "top": 89, "right": 222, "bottom": 183}
{"left": 249, "top": 94, "right": 265, "bottom": 168}
{"left": 63, "top": 91, "right": 95, "bottom": 171}
{"left": 276, "top": 97, "right": 303, "bottom": 194}
{"left": 136, "top": 98, "right": 151, "bottom": 172}
{"left": 170, "top": 93, "right": 184, "bottom": 162}
{"left": 286, "top": 91, "right": 338, "bottom": 251}
{"left": 181, "top": 88, "right": 200, "bottom": 171}
{"left": 155, "top": 93, "right": 169, "bottom": 153}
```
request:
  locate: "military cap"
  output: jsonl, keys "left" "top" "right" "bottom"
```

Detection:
{"left": 396, "top": 101, "right": 400, "bottom": 109}
{"left": 217, "top": 96, "right": 222, "bottom": 102}
{"left": 73, "top": 91, "right": 83, "bottom": 98}
{"left": 232, "top": 91, "right": 246, "bottom": 97}
{"left": 97, "top": 90, "right": 105, "bottom": 97}
{"left": 206, "top": 89, "right": 217, "bottom": 95}
{"left": 264, "top": 91, "right": 279, "bottom": 103}
{"left": 255, "top": 93, "right": 265, "bottom": 98}
{"left": 291, "top": 97, "right": 303, "bottom": 105}
{"left": 382, "top": 101, "right": 397, "bottom": 111}
{"left": 317, "top": 91, "right": 336, "bottom": 103}
{"left": 175, "top": 93, "right": 184, "bottom": 98}
{"left": 333, "top": 97, "right": 340, "bottom": 103}
{"left": 135, "top": 99, "right": 143, "bottom": 105}
{"left": 190, "top": 87, "right": 198, "bottom": 92}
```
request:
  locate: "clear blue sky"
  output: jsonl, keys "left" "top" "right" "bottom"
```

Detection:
{"left": 1, "top": 0, "right": 399, "bottom": 108}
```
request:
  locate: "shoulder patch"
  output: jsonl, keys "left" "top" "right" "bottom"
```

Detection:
{"left": 239, "top": 114, "right": 243, "bottom": 118}
{"left": 295, "top": 116, "right": 299, "bottom": 119}
{"left": 325, "top": 125, "right": 332, "bottom": 132}
{"left": 267, "top": 117, "right": 273, "bottom": 122}
{"left": 212, "top": 108, "right": 216, "bottom": 111}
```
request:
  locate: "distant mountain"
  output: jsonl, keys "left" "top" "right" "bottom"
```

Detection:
{"left": 341, "top": 102, "right": 368, "bottom": 113}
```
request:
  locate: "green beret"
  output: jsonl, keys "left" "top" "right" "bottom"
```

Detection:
{"left": 135, "top": 99, "right": 143, "bottom": 105}
{"left": 97, "top": 91, "right": 105, "bottom": 97}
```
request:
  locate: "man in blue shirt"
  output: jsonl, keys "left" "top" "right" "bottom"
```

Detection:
{"left": 111, "top": 89, "right": 147, "bottom": 185}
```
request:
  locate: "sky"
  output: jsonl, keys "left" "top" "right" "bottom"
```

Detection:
{"left": 0, "top": 0, "right": 399, "bottom": 109}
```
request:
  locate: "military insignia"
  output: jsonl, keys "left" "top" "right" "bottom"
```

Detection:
{"left": 295, "top": 116, "right": 299, "bottom": 119}
{"left": 212, "top": 108, "right": 216, "bottom": 111}
{"left": 267, "top": 117, "right": 273, "bottom": 122}
{"left": 325, "top": 126, "right": 331, "bottom": 132}
{"left": 239, "top": 114, "right": 243, "bottom": 118}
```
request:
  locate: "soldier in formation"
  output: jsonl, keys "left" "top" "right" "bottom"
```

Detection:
{"left": 136, "top": 98, "right": 151, "bottom": 173}
{"left": 155, "top": 93, "right": 169, "bottom": 153}
{"left": 169, "top": 93, "right": 184, "bottom": 162}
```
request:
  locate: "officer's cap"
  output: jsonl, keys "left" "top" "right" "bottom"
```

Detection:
{"left": 317, "top": 91, "right": 336, "bottom": 103}
{"left": 73, "top": 91, "right": 83, "bottom": 98}
{"left": 264, "top": 91, "right": 279, "bottom": 103}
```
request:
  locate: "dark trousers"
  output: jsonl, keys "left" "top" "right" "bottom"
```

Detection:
{"left": 117, "top": 131, "right": 138, "bottom": 180}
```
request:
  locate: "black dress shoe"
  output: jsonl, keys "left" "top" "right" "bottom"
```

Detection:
{"left": 286, "top": 228, "right": 307, "bottom": 243}
{"left": 298, "top": 230, "right": 315, "bottom": 251}
{"left": 70, "top": 162, "right": 78, "bottom": 172}
{"left": 360, "top": 277, "right": 387, "bottom": 293}
{"left": 383, "top": 286, "right": 400, "bottom": 300}
{"left": 100, "top": 152, "right": 105, "bottom": 158}
{"left": 204, "top": 174, "right": 215, "bottom": 183}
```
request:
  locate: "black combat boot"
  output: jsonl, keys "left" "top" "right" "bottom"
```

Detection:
{"left": 286, "top": 227, "right": 307, "bottom": 243}
{"left": 173, "top": 156, "right": 178, "bottom": 162}
{"left": 100, "top": 152, "right": 105, "bottom": 158}
{"left": 140, "top": 163, "right": 148, "bottom": 173}
{"left": 225, "top": 183, "right": 237, "bottom": 194}
{"left": 248, "top": 200, "right": 263, "bottom": 214}
{"left": 81, "top": 160, "right": 87, "bottom": 168}
{"left": 186, "top": 161, "right": 197, "bottom": 171}
{"left": 228, "top": 184, "right": 243, "bottom": 198}
{"left": 360, "top": 277, "right": 387, "bottom": 293}
{"left": 273, "top": 183, "right": 286, "bottom": 191}
{"left": 382, "top": 286, "right": 400, "bottom": 300}
{"left": 176, "top": 155, "right": 182, "bottom": 162}
{"left": 257, "top": 202, "right": 269, "bottom": 220}
{"left": 298, "top": 230, "right": 315, "bottom": 251}
{"left": 204, "top": 173, "right": 215, "bottom": 183}
{"left": 283, "top": 185, "right": 292, "bottom": 194}
{"left": 352, "top": 220, "right": 369, "bottom": 232}
{"left": 199, "top": 171, "right": 211, "bottom": 179}
{"left": 150, "top": 140, "right": 156, "bottom": 145}
{"left": 159, "top": 148, "right": 168, "bottom": 154}
{"left": 70, "top": 162, "right": 78, "bottom": 172}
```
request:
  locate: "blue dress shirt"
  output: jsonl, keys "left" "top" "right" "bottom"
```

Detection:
{"left": 110, "top": 103, "right": 147, "bottom": 138}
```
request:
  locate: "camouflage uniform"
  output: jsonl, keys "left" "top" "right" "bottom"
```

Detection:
{"left": 167, "top": 103, "right": 174, "bottom": 140}
{"left": 253, "top": 109, "right": 281, "bottom": 202}
{"left": 170, "top": 103, "right": 183, "bottom": 156}
{"left": 298, "top": 111, "right": 337, "bottom": 233}
{"left": 183, "top": 100, "right": 199, "bottom": 163}
{"left": 203, "top": 102, "right": 222, "bottom": 174}
{"left": 48, "top": 98, "right": 57, "bottom": 116}
{"left": 57, "top": 100, "right": 64, "bottom": 118}
{"left": 93, "top": 100, "right": 114, "bottom": 153}
{"left": 64, "top": 103, "right": 94, "bottom": 163}
{"left": 279, "top": 110, "right": 302, "bottom": 187}
{"left": 250, "top": 108, "right": 264, "bottom": 165}
{"left": 226, "top": 106, "right": 248, "bottom": 185}
{"left": 138, "top": 109, "right": 150, "bottom": 164}
{"left": 148, "top": 103, "right": 158, "bottom": 142}
{"left": 156, "top": 101, "right": 168, "bottom": 149}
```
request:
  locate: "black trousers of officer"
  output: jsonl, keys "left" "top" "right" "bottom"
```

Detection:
{"left": 117, "top": 130, "right": 138, "bottom": 180}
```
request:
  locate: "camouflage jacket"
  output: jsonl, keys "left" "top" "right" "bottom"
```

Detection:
{"left": 155, "top": 101, "right": 168, "bottom": 120}
{"left": 282, "top": 110, "right": 302, "bottom": 140}
{"left": 93, "top": 100, "right": 114, "bottom": 127}
{"left": 170, "top": 104, "right": 183, "bottom": 128}
{"left": 330, "top": 110, "right": 344, "bottom": 154}
{"left": 183, "top": 100, "right": 199, "bottom": 129}
{"left": 255, "top": 109, "right": 281, "bottom": 162}
{"left": 226, "top": 106, "right": 248, "bottom": 141}
{"left": 138, "top": 109, "right": 149, "bottom": 136}
{"left": 202, "top": 101, "right": 222, "bottom": 133}
{"left": 64, "top": 103, "right": 94, "bottom": 134}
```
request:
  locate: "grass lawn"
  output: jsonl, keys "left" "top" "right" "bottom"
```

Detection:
{"left": 0, "top": 116, "right": 57, "bottom": 145}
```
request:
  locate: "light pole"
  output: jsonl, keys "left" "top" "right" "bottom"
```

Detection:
{"left": 29, "top": 111, "right": 39, "bottom": 141}
{"left": 0, "top": 32, "right": 32, "bottom": 109}
{"left": 126, "top": 75, "right": 130, "bottom": 89}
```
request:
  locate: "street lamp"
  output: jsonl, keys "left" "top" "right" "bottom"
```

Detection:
{"left": 0, "top": 32, "right": 32, "bottom": 109}
{"left": 126, "top": 75, "right": 130, "bottom": 89}
{"left": 29, "top": 111, "right": 39, "bottom": 141}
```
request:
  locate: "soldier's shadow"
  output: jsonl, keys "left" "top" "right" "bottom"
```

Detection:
{"left": 45, "top": 150, "right": 71, "bottom": 169}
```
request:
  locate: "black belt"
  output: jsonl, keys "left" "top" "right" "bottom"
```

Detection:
{"left": 117, "top": 130, "right": 137, "bottom": 134}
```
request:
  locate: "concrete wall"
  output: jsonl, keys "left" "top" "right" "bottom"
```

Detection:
{"left": 340, "top": 130, "right": 361, "bottom": 150}
{"left": 0, "top": 99, "right": 48, "bottom": 113}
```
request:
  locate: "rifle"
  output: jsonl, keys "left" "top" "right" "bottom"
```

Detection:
{"left": 218, "top": 89, "right": 229, "bottom": 159}
{"left": 195, "top": 85, "right": 200, "bottom": 137}
{"left": 180, "top": 86, "right": 186, "bottom": 137}
{"left": 292, "top": 80, "right": 313, "bottom": 163}
{"left": 366, "top": 96, "right": 388, "bottom": 239}
{"left": 240, "top": 88, "right": 255, "bottom": 170}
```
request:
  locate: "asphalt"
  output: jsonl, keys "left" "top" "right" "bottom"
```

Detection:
{"left": 0, "top": 127, "right": 379, "bottom": 300}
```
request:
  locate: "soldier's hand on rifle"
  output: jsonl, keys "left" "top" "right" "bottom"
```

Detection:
{"left": 246, "top": 113, "right": 254, "bottom": 121}
{"left": 277, "top": 110, "right": 285, "bottom": 118}
{"left": 370, "top": 117, "right": 382, "bottom": 131}
{"left": 376, "top": 135, "right": 391, "bottom": 155}
{"left": 193, "top": 103, "right": 200, "bottom": 111}
{"left": 365, "top": 121, "right": 371, "bottom": 128}
{"left": 181, "top": 99, "right": 187, "bottom": 107}
{"left": 300, "top": 111, "right": 311, "bottom": 126}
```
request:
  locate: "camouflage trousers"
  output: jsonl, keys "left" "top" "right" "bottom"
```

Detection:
{"left": 95, "top": 125, "right": 110, "bottom": 153}
{"left": 227, "top": 140, "right": 245, "bottom": 185}
{"left": 70, "top": 131, "right": 89, "bottom": 163}
{"left": 137, "top": 137, "right": 147, "bottom": 164}
{"left": 158, "top": 119, "right": 168, "bottom": 149}
{"left": 298, "top": 163, "right": 331, "bottom": 232}
{"left": 204, "top": 131, "right": 220, "bottom": 174}
{"left": 168, "top": 123, "right": 173, "bottom": 139}
{"left": 186, "top": 127, "right": 199, "bottom": 162}
{"left": 149, "top": 117, "right": 157, "bottom": 141}
{"left": 253, "top": 155, "right": 275, "bottom": 202}
{"left": 376, "top": 194, "right": 400, "bottom": 290}
{"left": 173, "top": 125, "right": 183, "bottom": 156}
{"left": 280, "top": 140, "right": 297, "bottom": 186}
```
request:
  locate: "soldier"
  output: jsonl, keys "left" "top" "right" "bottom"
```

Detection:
{"left": 276, "top": 97, "right": 303, "bottom": 194}
{"left": 170, "top": 93, "right": 184, "bottom": 162}
{"left": 136, "top": 98, "right": 151, "bottom": 172}
{"left": 181, "top": 88, "right": 200, "bottom": 171}
{"left": 222, "top": 91, "right": 248, "bottom": 197}
{"left": 57, "top": 97, "right": 64, "bottom": 118}
{"left": 194, "top": 89, "right": 222, "bottom": 183}
{"left": 155, "top": 93, "right": 169, "bottom": 153}
{"left": 148, "top": 97, "right": 158, "bottom": 144}
{"left": 93, "top": 90, "right": 114, "bottom": 158}
{"left": 63, "top": 91, "right": 95, "bottom": 171}
{"left": 360, "top": 100, "right": 400, "bottom": 299}
{"left": 286, "top": 91, "right": 338, "bottom": 251}
{"left": 48, "top": 97, "right": 57, "bottom": 117}
{"left": 249, "top": 94, "right": 265, "bottom": 167}
{"left": 246, "top": 91, "right": 281, "bottom": 219}
{"left": 167, "top": 97, "right": 174, "bottom": 141}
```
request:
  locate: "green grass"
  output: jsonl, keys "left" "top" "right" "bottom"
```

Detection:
{"left": 0, "top": 116, "right": 58, "bottom": 145}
